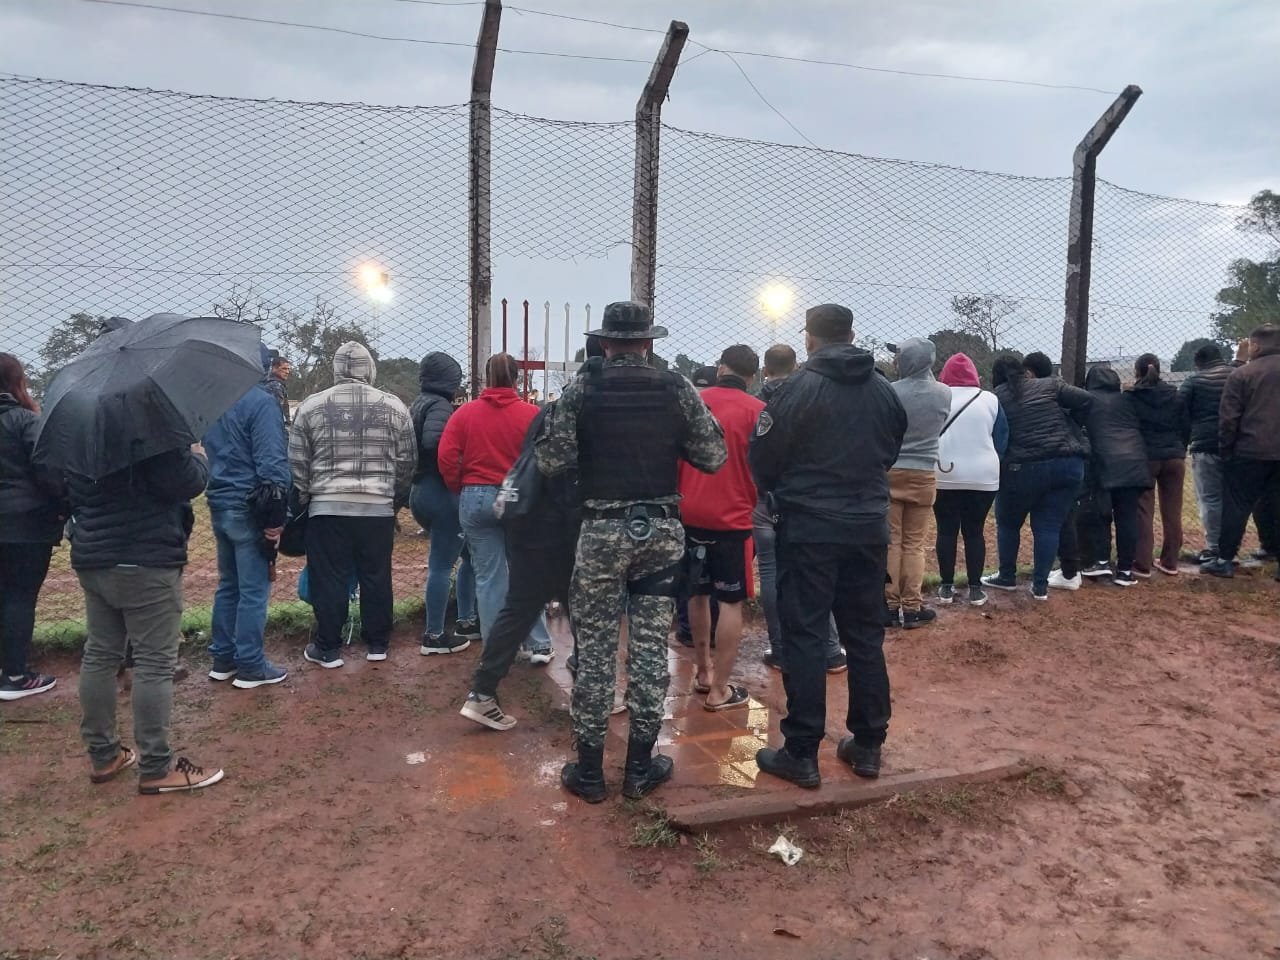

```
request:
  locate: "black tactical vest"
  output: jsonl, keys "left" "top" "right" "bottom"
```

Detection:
{"left": 578, "top": 363, "right": 684, "bottom": 502}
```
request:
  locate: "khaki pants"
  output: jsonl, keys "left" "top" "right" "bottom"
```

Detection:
{"left": 886, "top": 468, "right": 937, "bottom": 612}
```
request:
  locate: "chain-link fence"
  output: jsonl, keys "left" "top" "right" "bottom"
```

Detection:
{"left": 3, "top": 74, "right": 1274, "bottom": 626}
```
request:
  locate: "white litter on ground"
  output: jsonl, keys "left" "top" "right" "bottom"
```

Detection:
{"left": 768, "top": 835, "right": 803, "bottom": 866}
{"left": 405, "top": 752, "right": 427, "bottom": 765}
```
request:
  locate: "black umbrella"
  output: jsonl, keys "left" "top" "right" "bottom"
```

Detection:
{"left": 34, "top": 313, "right": 264, "bottom": 479}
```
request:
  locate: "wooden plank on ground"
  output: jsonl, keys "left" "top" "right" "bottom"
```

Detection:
{"left": 666, "top": 757, "right": 1032, "bottom": 832}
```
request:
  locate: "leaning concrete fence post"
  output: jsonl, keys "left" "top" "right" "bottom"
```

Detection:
{"left": 630, "top": 21, "right": 690, "bottom": 317}
{"left": 468, "top": 0, "right": 502, "bottom": 398}
{"left": 1059, "top": 84, "right": 1142, "bottom": 386}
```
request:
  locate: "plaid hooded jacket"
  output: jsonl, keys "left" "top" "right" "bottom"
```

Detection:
{"left": 289, "top": 342, "right": 416, "bottom": 516}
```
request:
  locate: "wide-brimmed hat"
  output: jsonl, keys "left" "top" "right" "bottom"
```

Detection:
{"left": 586, "top": 300, "right": 668, "bottom": 340}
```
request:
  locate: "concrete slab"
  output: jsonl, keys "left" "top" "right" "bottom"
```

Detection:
{"left": 665, "top": 757, "right": 1032, "bottom": 832}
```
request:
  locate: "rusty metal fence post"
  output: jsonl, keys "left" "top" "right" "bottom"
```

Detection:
{"left": 1059, "top": 84, "right": 1143, "bottom": 385}
{"left": 630, "top": 20, "right": 689, "bottom": 315}
{"left": 468, "top": 0, "right": 502, "bottom": 397}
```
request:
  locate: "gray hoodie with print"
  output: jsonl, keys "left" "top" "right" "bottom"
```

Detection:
{"left": 890, "top": 338, "right": 952, "bottom": 472}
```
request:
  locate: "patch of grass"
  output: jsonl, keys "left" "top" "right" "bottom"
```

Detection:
{"left": 629, "top": 809, "right": 679, "bottom": 849}
{"left": 1022, "top": 767, "right": 1067, "bottom": 797}
{"left": 527, "top": 916, "right": 599, "bottom": 960}
{"left": 693, "top": 833, "right": 722, "bottom": 874}
{"left": 228, "top": 704, "right": 283, "bottom": 735}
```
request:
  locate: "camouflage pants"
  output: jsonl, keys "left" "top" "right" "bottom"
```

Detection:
{"left": 570, "top": 517, "right": 685, "bottom": 748}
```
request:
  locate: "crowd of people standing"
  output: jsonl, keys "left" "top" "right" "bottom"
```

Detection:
{"left": 1, "top": 310, "right": 1277, "bottom": 801}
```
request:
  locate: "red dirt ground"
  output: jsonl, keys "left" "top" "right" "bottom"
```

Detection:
{"left": 3, "top": 564, "right": 1278, "bottom": 960}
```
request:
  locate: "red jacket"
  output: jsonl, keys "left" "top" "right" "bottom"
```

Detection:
{"left": 437, "top": 388, "right": 538, "bottom": 492}
{"left": 678, "top": 379, "right": 765, "bottom": 530}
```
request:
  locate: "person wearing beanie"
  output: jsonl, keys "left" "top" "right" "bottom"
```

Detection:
{"left": 289, "top": 341, "right": 417, "bottom": 668}
{"left": 933, "top": 353, "right": 1007, "bottom": 608}
{"left": 885, "top": 338, "right": 952, "bottom": 628}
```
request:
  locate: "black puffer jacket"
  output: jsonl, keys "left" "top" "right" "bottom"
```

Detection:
{"left": 409, "top": 353, "right": 463, "bottom": 484}
{"left": 993, "top": 377, "right": 1091, "bottom": 465}
{"left": 1127, "top": 378, "right": 1190, "bottom": 460}
{"left": 0, "top": 394, "right": 66, "bottom": 543}
{"left": 750, "top": 345, "right": 907, "bottom": 544}
{"left": 1178, "top": 360, "right": 1233, "bottom": 453}
{"left": 67, "top": 448, "right": 209, "bottom": 569}
{"left": 1083, "top": 368, "right": 1153, "bottom": 490}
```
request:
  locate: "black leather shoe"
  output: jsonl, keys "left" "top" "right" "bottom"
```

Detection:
{"left": 622, "top": 738, "right": 674, "bottom": 799}
{"left": 836, "top": 736, "right": 881, "bottom": 779}
{"left": 561, "top": 744, "right": 607, "bottom": 803}
{"left": 755, "top": 747, "right": 821, "bottom": 789}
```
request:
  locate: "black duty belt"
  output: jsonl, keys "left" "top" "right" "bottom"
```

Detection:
{"left": 583, "top": 503, "right": 680, "bottom": 521}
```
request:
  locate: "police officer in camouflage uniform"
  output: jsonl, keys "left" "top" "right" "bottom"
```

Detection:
{"left": 536, "top": 301, "right": 726, "bottom": 803}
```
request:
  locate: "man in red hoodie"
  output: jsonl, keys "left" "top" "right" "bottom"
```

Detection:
{"left": 678, "top": 345, "right": 765, "bottom": 711}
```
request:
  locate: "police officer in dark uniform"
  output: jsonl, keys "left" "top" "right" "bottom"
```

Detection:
{"left": 749, "top": 304, "right": 906, "bottom": 788}
{"left": 536, "top": 301, "right": 726, "bottom": 803}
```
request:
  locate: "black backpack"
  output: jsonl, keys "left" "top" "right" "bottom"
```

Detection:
{"left": 494, "top": 405, "right": 551, "bottom": 524}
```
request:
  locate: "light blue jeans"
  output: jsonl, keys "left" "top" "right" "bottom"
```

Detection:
{"left": 410, "top": 476, "right": 477, "bottom": 635}
{"left": 1191, "top": 452, "right": 1224, "bottom": 555}
{"left": 459, "top": 484, "right": 550, "bottom": 652}
{"left": 209, "top": 506, "right": 271, "bottom": 673}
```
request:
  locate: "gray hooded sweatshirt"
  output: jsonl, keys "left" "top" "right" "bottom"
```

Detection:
{"left": 288, "top": 341, "right": 417, "bottom": 516}
{"left": 890, "top": 338, "right": 952, "bottom": 472}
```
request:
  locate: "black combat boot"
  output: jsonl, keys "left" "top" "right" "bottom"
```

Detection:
{"left": 622, "top": 738, "right": 674, "bottom": 800}
{"left": 561, "top": 743, "right": 608, "bottom": 803}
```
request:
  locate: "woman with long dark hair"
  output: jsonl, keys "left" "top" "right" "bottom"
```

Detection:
{"left": 1127, "top": 354, "right": 1190, "bottom": 576}
{"left": 0, "top": 353, "right": 64, "bottom": 700}
{"left": 982, "top": 354, "right": 1091, "bottom": 600}
{"left": 438, "top": 353, "right": 553, "bottom": 662}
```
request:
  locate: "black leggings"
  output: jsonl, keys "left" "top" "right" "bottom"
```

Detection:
{"left": 1, "top": 542, "right": 54, "bottom": 677}
{"left": 933, "top": 489, "right": 996, "bottom": 585}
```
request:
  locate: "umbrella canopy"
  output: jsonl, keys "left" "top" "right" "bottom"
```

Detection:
{"left": 34, "top": 313, "right": 264, "bottom": 479}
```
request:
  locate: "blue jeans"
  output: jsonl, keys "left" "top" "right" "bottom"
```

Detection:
{"left": 1191, "top": 452, "right": 1224, "bottom": 555}
{"left": 995, "top": 457, "right": 1084, "bottom": 590}
{"left": 410, "top": 476, "right": 476, "bottom": 636}
{"left": 209, "top": 506, "right": 272, "bottom": 672}
{"left": 753, "top": 520, "right": 841, "bottom": 662}
{"left": 459, "top": 484, "right": 550, "bottom": 652}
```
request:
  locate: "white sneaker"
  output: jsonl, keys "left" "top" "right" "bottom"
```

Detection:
{"left": 460, "top": 693, "right": 517, "bottom": 731}
{"left": 1047, "top": 569, "right": 1082, "bottom": 591}
{"left": 529, "top": 648, "right": 554, "bottom": 666}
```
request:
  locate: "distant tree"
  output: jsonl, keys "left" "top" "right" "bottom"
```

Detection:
{"left": 31, "top": 311, "right": 109, "bottom": 396}
{"left": 212, "top": 283, "right": 273, "bottom": 325}
{"left": 1211, "top": 190, "right": 1280, "bottom": 342}
{"left": 926, "top": 328, "right": 994, "bottom": 383}
{"left": 949, "top": 294, "right": 1021, "bottom": 354}
{"left": 1171, "top": 337, "right": 1223, "bottom": 373}
{"left": 1239, "top": 188, "right": 1280, "bottom": 244}
{"left": 1210, "top": 258, "right": 1280, "bottom": 342}
{"left": 671, "top": 352, "right": 707, "bottom": 380}
{"left": 273, "top": 297, "right": 372, "bottom": 400}
{"left": 377, "top": 357, "right": 420, "bottom": 405}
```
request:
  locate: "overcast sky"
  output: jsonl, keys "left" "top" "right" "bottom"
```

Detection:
{"left": 2, "top": 0, "right": 1276, "bottom": 374}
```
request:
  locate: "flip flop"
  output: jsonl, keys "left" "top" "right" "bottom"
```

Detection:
{"left": 703, "top": 684, "right": 750, "bottom": 712}
{"left": 89, "top": 746, "right": 137, "bottom": 784}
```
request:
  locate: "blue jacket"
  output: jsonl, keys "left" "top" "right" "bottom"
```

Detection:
{"left": 204, "top": 381, "right": 291, "bottom": 513}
